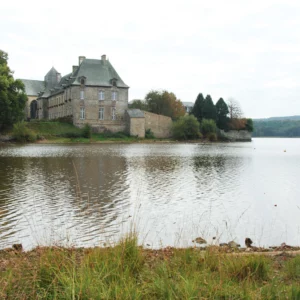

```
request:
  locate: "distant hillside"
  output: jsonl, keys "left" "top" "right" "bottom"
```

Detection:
{"left": 254, "top": 115, "right": 300, "bottom": 122}
{"left": 253, "top": 116, "right": 300, "bottom": 137}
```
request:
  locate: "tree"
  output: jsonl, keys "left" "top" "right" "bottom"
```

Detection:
{"left": 203, "top": 95, "right": 216, "bottom": 121}
{"left": 0, "top": 50, "right": 27, "bottom": 130}
{"left": 128, "top": 99, "right": 148, "bottom": 111}
{"left": 215, "top": 97, "right": 229, "bottom": 130}
{"left": 145, "top": 90, "right": 185, "bottom": 120}
{"left": 200, "top": 119, "right": 217, "bottom": 137}
{"left": 245, "top": 118, "right": 254, "bottom": 132}
{"left": 172, "top": 115, "right": 201, "bottom": 140}
{"left": 227, "top": 98, "right": 243, "bottom": 119}
{"left": 191, "top": 93, "right": 205, "bottom": 122}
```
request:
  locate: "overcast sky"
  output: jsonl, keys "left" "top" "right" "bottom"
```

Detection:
{"left": 1, "top": 0, "right": 300, "bottom": 118}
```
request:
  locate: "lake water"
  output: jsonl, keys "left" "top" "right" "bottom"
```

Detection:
{"left": 0, "top": 138, "right": 299, "bottom": 250}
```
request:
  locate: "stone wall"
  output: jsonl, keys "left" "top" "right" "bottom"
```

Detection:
{"left": 219, "top": 130, "right": 252, "bottom": 141}
{"left": 143, "top": 111, "right": 172, "bottom": 138}
{"left": 72, "top": 86, "right": 128, "bottom": 132}
{"left": 129, "top": 117, "right": 145, "bottom": 137}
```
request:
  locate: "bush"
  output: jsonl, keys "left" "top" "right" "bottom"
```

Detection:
{"left": 208, "top": 132, "right": 217, "bottom": 141}
{"left": 12, "top": 122, "right": 37, "bottom": 142}
{"left": 172, "top": 115, "right": 201, "bottom": 140}
{"left": 200, "top": 119, "right": 217, "bottom": 137}
{"left": 145, "top": 129, "right": 155, "bottom": 139}
{"left": 82, "top": 123, "right": 92, "bottom": 138}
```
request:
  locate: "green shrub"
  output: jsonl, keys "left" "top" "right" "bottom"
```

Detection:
{"left": 145, "top": 128, "right": 155, "bottom": 139}
{"left": 82, "top": 123, "right": 92, "bottom": 138}
{"left": 172, "top": 115, "right": 201, "bottom": 140}
{"left": 200, "top": 119, "right": 217, "bottom": 137}
{"left": 12, "top": 122, "right": 37, "bottom": 142}
{"left": 208, "top": 132, "right": 217, "bottom": 141}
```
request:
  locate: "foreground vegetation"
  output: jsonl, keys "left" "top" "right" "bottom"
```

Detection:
{"left": 1, "top": 236, "right": 299, "bottom": 299}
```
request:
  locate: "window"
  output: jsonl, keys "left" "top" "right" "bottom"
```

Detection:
{"left": 112, "top": 107, "right": 116, "bottom": 120}
{"left": 99, "top": 107, "right": 104, "bottom": 120}
{"left": 80, "top": 107, "right": 85, "bottom": 119}
{"left": 80, "top": 90, "right": 84, "bottom": 100}
{"left": 98, "top": 90, "right": 105, "bottom": 100}
{"left": 80, "top": 78, "right": 85, "bottom": 85}
{"left": 112, "top": 91, "right": 117, "bottom": 101}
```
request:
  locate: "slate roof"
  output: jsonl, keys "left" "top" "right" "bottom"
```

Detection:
{"left": 71, "top": 59, "right": 129, "bottom": 88}
{"left": 20, "top": 56, "right": 128, "bottom": 100}
{"left": 20, "top": 79, "right": 45, "bottom": 96}
{"left": 126, "top": 109, "right": 145, "bottom": 118}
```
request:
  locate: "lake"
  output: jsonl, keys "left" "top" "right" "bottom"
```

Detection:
{"left": 0, "top": 138, "right": 299, "bottom": 250}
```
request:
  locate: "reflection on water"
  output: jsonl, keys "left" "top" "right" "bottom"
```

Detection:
{"left": 0, "top": 139, "right": 300, "bottom": 250}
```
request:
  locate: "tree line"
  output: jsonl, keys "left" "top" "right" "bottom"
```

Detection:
{"left": 253, "top": 120, "right": 300, "bottom": 137}
{"left": 130, "top": 91, "right": 253, "bottom": 140}
{"left": 0, "top": 50, "right": 27, "bottom": 131}
{"left": 191, "top": 93, "right": 253, "bottom": 132}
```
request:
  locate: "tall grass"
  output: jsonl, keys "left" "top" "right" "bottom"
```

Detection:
{"left": 1, "top": 238, "right": 299, "bottom": 299}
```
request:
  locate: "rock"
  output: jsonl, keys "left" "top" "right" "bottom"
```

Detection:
{"left": 193, "top": 237, "right": 207, "bottom": 244}
{"left": 245, "top": 238, "right": 253, "bottom": 248}
{"left": 0, "top": 135, "right": 14, "bottom": 142}
{"left": 228, "top": 241, "right": 240, "bottom": 248}
{"left": 12, "top": 244, "right": 23, "bottom": 251}
{"left": 219, "top": 243, "right": 228, "bottom": 247}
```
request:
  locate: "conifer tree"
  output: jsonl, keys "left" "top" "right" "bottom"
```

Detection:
{"left": 203, "top": 95, "right": 216, "bottom": 121}
{"left": 215, "top": 97, "right": 229, "bottom": 130}
{"left": 191, "top": 93, "right": 205, "bottom": 122}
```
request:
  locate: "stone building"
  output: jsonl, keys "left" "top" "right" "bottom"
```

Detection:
{"left": 20, "top": 79, "right": 45, "bottom": 119}
{"left": 21, "top": 55, "right": 129, "bottom": 132}
{"left": 20, "top": 55, "right": 173, "bottom": 138}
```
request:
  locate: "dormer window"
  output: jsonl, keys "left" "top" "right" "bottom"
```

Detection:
{"left": 111, "top": 78, "right": 118, "bottom": 87}
{"left": 79, "top": 76, "right": 86, "bottom": 86}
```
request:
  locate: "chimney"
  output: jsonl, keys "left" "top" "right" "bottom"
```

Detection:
{"left": 79, "top": 56, "right": 86, "bottom": 65}
{"left": 101, "top": 54, "right": 106, "bottom": 61}
{"left": 56, "top": 73, "right": 61, "bottom": 83}
{"left": 72, "top": 65, "right": 78, "bottom": 73}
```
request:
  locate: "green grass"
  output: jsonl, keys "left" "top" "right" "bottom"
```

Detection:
{"left": 26, "top": 121, "right": 82, "bottom": 138}
{"left": 1, "top": 238, "right": 299, "bottom": 299}
{"left": 23, "top": 121, "right": 139, "bottom": 143}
